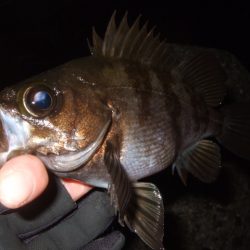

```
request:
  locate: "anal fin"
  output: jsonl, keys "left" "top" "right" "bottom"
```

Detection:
{"left": 172, "top": 163, "right": 188, "bottom": 186}
{"left": 173, "top": 139, "right": 221, "bottom": 184}
{"left": 104, "top": 141, "right": 165, "bottom": 250}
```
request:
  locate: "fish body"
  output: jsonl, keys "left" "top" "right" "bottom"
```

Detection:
{"left": 0, "top": 12, "right": 249, "bottom": 249}
{"left": 51, "top": 55, "right": 220, "bottom": 185}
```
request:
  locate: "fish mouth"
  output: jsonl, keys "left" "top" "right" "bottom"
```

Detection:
{"left": 37, "top": 119, "right": 111, "bottom": 172}
{"left": 0, "top": 108, "right": 31, "bottom": 166}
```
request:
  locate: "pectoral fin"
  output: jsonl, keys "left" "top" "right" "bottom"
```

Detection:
{"left": 104, "top": 140, "right": 132, "bottom": 221}
{"left": 173, "top": 139, "right": 221, "bottom": 184}
{"left": 104, "top": 140, "right": 165, "bottom": 250}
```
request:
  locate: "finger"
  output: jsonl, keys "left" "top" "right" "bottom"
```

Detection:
{"left": 0, "top": 155, "right": 48, "bottom": 209}
{"left": 7, "top": 176, "right": 77, "bottom": 237}
{"left": 61, "top": 178, "right": 92, "bottom": 201}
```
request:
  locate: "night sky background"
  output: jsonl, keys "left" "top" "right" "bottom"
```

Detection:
{"left": 0, "top": 1, "right": 250, "bottom": 250}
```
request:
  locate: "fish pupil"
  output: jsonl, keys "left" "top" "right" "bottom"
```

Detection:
{"left": 31, "top": 91, "right": 52, "bottom": 110}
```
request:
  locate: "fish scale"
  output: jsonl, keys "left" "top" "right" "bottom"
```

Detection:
{"left": 120, "top": 111, "right": 175, "bottom": 180}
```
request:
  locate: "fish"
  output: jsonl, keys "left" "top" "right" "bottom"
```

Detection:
{"left": 0, "top": 11, "right": 250, "bottom": 249}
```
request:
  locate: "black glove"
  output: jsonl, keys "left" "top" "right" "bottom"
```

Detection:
{"left": 0, "top": 176, "right": 125, "bottom": 250}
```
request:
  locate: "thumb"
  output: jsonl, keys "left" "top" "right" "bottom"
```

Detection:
{"left": 0, "top": 155, "right": 48, "bottom": 209}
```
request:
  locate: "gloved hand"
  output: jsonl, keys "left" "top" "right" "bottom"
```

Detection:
{"left": 0, "top": 176, "right": 125, "bottom": 250}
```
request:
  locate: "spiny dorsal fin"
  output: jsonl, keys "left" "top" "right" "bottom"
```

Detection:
{"left": 90, "top": 11, "right": 172, "bottom": 69}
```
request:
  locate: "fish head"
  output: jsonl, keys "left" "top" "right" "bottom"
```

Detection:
{"left": 0, "top": 64, "right": 112, "bottom": 173}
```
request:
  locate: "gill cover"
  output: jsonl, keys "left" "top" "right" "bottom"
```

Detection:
{"left": 39, "top": 120, "right": 111, "bottom": 172}
{"left": 29, "top": 82, "right": 113, "bottom": 172}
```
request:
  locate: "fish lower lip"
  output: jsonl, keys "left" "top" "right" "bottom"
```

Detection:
{"left": 37, "top": 120, "right": 111, "bottom": 172}
{"left": 0, "top": 117, "right": 8, "bottom": 153}
{"left": 0, "top": 108, "right": 31, "bottom": 166}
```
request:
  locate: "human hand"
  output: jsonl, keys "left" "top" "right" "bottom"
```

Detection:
{"left": 0, "top": 154, "right": 92, "bottom": 209}
{"left": 0, "top": 155, "right": 125, "bottom": 250}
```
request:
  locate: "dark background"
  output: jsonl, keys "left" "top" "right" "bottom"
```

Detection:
{"left": 0, "top": 1, "right": 250, "bottom": 250}
{"left": 0, "top": 0, "right": 250, "bottom": 85}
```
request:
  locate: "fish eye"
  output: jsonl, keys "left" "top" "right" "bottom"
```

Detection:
{"left": 21, "top": 85, "right": 60, "bottom": 118}
{"left": 31, "top": 90, "right": 52, "bottom": 109}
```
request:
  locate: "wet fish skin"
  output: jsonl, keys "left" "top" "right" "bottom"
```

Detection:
{"left": 0, "top": 50, "right": 223, "bottom": 184}
{"left": 43, "top": 55, "right": 218, "bottom": 185}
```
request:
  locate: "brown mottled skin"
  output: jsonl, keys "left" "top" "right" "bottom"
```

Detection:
{"left": 0, "top": 56, "right": 222, "bottom": 188}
